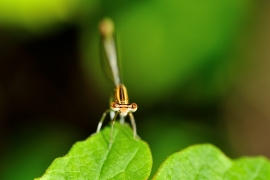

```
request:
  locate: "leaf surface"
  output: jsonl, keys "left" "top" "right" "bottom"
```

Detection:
{"left": 153, "top": 144, "right": 232, "bottom": 180}
{"left": 153, "top": 144, "right": 270, "bottom": 180}
{"left": 36, "top": 123, "right": 152, "bottom": 180}
{"left": 224, "top": 157, "right": 270, "bottom": 180}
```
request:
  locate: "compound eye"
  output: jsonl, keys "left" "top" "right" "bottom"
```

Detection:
{"left": 110, "top": 102, "right": 120, "bottom": 111}
{"left": 129, "top": 103, "right": 138, "bottom": 112}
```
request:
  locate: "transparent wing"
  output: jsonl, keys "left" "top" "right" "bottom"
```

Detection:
{"left": 99, "top": 18, "right": 122, "bottom": 87}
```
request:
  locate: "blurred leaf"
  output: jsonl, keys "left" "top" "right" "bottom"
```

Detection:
{"left": 153, "top": 144, "right": 270, "bottom": 180}
{"left": 36, "top": 123, "right": 152, "bottom": 180}
{"left": 116, "top": 0, "right": 252, "bottom": 105}
{"left": 0, "top": 0, "right": 99, "bottom": 35}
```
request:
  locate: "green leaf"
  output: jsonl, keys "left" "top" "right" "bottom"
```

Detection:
{"left": 152, "top": 144, "right": 232, "bottom": 179}
{"left": 153, "top": 144, "right": 270, "bottom": 180}
{"left": 224, "top": 157, "right": 270, "bottom": 179}
{"left": 35, "top": 123, "right": 152, "bottom": 180}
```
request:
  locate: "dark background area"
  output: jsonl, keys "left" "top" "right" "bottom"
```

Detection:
{"left": 0, "top": 1, "right": 270, "bottom": 179}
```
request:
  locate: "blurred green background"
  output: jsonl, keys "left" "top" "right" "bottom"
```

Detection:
{"left": 1, "top": 0, "right": 270, "bottom": 179}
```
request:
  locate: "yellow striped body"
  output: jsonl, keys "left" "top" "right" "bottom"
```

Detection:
{"left": 111, "top": 84, "right": 137, "bottom": 116}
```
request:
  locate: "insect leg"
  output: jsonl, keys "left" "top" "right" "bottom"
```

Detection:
{"left": 110, "top": 111, "right": 119, "bottom": 147}
{"left": 128, "top": 112, "right": 137, "bottom": 138}
{"left": 96, "top": 109, "right": 111, "bottom": 133}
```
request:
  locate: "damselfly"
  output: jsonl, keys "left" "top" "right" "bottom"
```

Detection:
{"left": 96, "top": 18, "right": 138, "bottom": 142}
